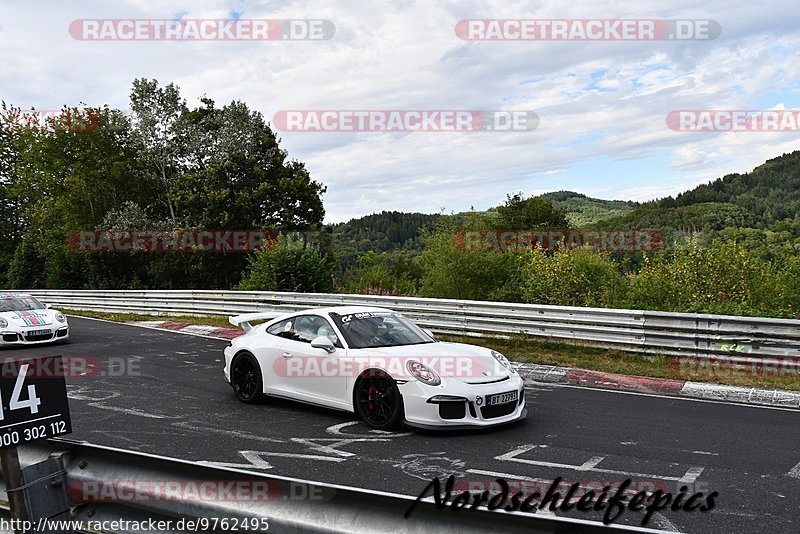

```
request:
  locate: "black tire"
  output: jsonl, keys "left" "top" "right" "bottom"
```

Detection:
{"left": 354, "top": 372, "right": 403, "bottom": 430}
{"left": 231, "top": 352, "right": 264, "bottom": 404}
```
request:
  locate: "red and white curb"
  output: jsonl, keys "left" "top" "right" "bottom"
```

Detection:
{"left": 132, "top": 320, "right": 242, "bottom": 340}
{"left": 132, "top": 320, "right": 800, "bottom": 410}
{"left": 515, "top": 362, "right": 800, "bottom": 409}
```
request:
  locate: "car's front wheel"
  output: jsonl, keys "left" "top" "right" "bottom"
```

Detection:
{"left": 231, "top": 352, "right": 264, "bottom": 404}
{"left": 354, "top": 372, "right": 403, "bottom": 430}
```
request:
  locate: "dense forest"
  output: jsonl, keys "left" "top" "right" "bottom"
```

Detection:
{"left": 327, "top": 152, "right": 800, "bottom": 316}
{"left": 0, "top": 80, "right": 326, "bottom": 290}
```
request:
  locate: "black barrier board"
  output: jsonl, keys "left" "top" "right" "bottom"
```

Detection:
{"left": 0, "top": 355, "right": 72, "bottom": 448}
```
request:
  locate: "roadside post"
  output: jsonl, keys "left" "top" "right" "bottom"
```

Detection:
{"left": 0, "top": 354, "right": 73, "bottom": 533}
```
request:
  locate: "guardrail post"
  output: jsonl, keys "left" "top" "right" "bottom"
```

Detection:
{"left": 1, "top": 448, "right": 30, "bottom": 533}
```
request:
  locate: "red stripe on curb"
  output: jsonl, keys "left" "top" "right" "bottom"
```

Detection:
{"left": 211, "top": 328, "right": 243, "bottom": 339}
{"left": 562, "top": 369, "right": 685, "bottom": 395}
{"left": 157, "top": 321, "right": 190, "bottom": 330}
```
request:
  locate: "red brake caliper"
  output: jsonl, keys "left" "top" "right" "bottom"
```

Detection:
{"left": 368, "top": 385, "right": 375, "bottom": 411}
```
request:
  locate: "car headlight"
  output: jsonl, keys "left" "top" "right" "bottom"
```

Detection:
{"left": 55, "top": 313, "right": 66, "bottom": 323}
{"left": 0, "top": 318, "right": 6, "bottom": 328}
{"left": 406, "top": 360, "right": 441, "bottom": 386}
{"left": 491, "top": 351, "right": 516, "bottom": 373}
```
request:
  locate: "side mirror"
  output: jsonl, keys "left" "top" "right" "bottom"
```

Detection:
{"left": 45, "top": 304, "right": 52, "bottom": 309}
{"left": 423, "top": 328, "right": 436, "bottom": 340}
{"left": 311, "top": 336, "right": 336, "bottom": 354}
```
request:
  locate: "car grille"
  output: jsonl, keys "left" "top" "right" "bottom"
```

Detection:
{"left": 56, "top": 328, "right": 68, "bottom": 338}
{"left": 438, "top": 401, "right": 466, "bottom": 420}
{"left": 2, "top": 333, "right": 19, "bottom": 342}
{"left": 24, "top": 332, "right": 53, "bottom": 342}
{"left": 480, "top": 401, "right": 518, "bottom": 419}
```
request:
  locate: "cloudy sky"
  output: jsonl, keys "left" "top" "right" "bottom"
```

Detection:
{"left": 2, "top": 0, "right": 799, "bottom": 222}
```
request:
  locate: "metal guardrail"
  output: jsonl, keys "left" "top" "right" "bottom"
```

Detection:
{"left": 0, "top": 438, "right": 667, "bottom": 533}
{"left": 27, "top": 289, "right": 800, "bottom": 361}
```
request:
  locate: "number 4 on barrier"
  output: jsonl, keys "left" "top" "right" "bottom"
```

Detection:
{"left": 0, "top": 364, "right": 42, "bottom": 421}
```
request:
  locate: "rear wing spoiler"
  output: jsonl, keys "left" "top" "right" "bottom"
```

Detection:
{"left": 228, "top": 311, "right": 283, "bottom": 333}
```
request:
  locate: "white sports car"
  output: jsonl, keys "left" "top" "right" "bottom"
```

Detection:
{"left": 223, "top": 306, "right": 526, "bottom": 430}
{"left": 0, "top": 292, "right": 70, "bottom": 346}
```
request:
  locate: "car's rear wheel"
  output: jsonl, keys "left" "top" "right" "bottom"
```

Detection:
{"left": 231, "top": 352, "right": 264, "bottom": 403}
{"left": 355, "top": 372, "right": 403, "bottom": 430}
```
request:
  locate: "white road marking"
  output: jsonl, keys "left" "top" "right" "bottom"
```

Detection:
{"left": 290, "top": 437, "right": 391, "bottom": 458}
{"left": 172, "top": 422, "right": 284, "bottom": 443}
{"left": 788, "top": 461, "right": 800, "bottom": 479}
{"left": 197, "top": 450, "right": 275, "bottom": 470}
{"left": 391, "top": 452, "right": 467, "bottom": 481}
{"left": 87, "top": 403, "right": 172, "bottom": 419}
{"left": 198, "top": 448, "right": 349, "bottom": 471}
{"left": 680, "top": 450, "right": 719, "bottom": 456}
{"left": 678, "top": 466, "right": 706, "bottom": 484}
{"left": 496, "top": 444, "right": 705, "bottom": 483}
{"left": 579, "top": 456, "right": 605, "bottom": 470}
{"left": 67, "top": 386, "right": 120, "bottom": 401}
{"left": 326, "top": 420, "right": 414, "bottom": 437}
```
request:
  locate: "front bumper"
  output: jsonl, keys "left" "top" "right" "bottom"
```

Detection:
{"left": 0, "top": 325, "right": 69, "bottom": 346}
{"left": 399, "top": 373, "right": 527, "bottom": 429}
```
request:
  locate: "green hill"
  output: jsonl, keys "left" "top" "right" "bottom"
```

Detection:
{"left": 596, "top": 151, "right": 800, "bottom": 232}
{"left": 538, "top": 191, "right": 638, "bottom": 227}
{"left": 329, "top": 211, "right": 440, "bottom": 273}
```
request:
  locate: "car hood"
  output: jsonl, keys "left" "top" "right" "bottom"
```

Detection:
{"left": 348, "top": 341, "right": 511, "bottom": 384}
{"left": 0, "top": 308, "right": 57, "bottom": 327}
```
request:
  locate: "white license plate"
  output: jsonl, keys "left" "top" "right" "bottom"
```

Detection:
{"left": 28, "top": 329, "right": 51, "bottom": 336}
{"left": 487, "top": 390, "right": 518, "bottom": 406}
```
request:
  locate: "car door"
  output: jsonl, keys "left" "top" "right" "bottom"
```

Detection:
{"left": 277, "top": 314, "right": 350, "bottom": 408}
{"left": 256, "top": 316, "right": 301, "bottom": 396}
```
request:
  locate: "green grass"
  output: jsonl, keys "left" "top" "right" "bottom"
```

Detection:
{"left": 64, "top": 308, "right": 800, "bottom": 392}
{"left": 63, "top": 308, "right": 234, "bottom": 328}
{"left": 438, "top": 333, "right": 800, "bottom": 392}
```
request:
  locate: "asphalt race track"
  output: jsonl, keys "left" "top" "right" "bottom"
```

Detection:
{"left": 6, "top": 316, "right": 799, "bottom": 533}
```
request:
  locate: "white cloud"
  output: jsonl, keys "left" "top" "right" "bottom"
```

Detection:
{"left": 0, "top": 0, "right": 798, "bottom": 221}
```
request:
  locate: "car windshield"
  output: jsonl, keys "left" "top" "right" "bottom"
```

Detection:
{"left": 330, "top": 311, "right": 434, "bottom": 349}
{"left": 0, "top": 296, "right": 46, "bottom": 312}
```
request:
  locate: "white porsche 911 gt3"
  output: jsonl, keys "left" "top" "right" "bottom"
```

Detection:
{"left": 223, "top": 306, "right": 526, "bottom": 430}
{"left": 0, "top": 292, "right": 70, "bottom": 346}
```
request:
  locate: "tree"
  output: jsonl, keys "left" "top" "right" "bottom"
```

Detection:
{"left": 238, "top": 235, "right": 333, "bottom": 292}
{"left": 8, "top": 237, "right": 45, "bottom": 289}
{"left": 129, "top": 79, "right": 187, "bottom": 221}
{"left": 493, "top": 193, "right": 570, "bottom": 231}
{"left": 520, "top": 249, "right": 625, "bottom": 307}
{"left": 417, "top": 213, "right": 525, "bottom": 302}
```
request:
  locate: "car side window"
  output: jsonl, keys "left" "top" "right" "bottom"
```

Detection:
{"left": 267, "top": 315, "right": 342, "bottom": 347}
{"left": 291, "top": 315, "right": 333, "bottom": 344}
{"left": 266, "top": 319, "right": 296, "bottom": 340}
